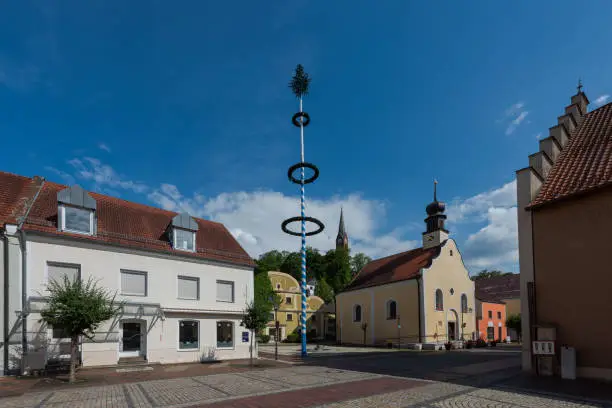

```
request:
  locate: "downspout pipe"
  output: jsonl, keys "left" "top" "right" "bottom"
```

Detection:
{"left": 17, "top": 178, "right": 45, "bottom": 375}
{"left": 3, "top": 230, "right": 9, "bottom": 375}
{"left": 417, "top": 275, "right": 422, "bottom": 343}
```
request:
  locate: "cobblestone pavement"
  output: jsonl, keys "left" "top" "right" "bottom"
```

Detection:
{"left": 1, "top": 353, "right": 611, "bottom": 408}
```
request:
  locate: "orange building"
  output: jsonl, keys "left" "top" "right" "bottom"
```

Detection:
{"left": 475, "top": 291, "right": 507, "bottom": 342}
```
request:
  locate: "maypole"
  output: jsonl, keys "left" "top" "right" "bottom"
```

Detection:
{"left": 281, "top": 64, "right": 324, "bottom": 358}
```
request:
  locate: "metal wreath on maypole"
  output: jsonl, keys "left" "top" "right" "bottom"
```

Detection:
{"left": 281, "top": 64, "right": 324, "bottom": 358}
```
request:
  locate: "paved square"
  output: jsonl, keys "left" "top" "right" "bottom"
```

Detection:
{"left": 1, "top": 351, "right": 610, "bottom": 407}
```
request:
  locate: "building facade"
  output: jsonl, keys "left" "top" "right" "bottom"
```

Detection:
{"left": 517, "top": 85, "right": 612, "bottom": 380}
{"left": 475, "top": 274, "right": 519, "bottom": 339}
{"left": 264, "top": 271, "right": 326, "bottom": 341}
{"left": 336, "top": 185, "right": 476, "bottom": 347}
{"left": 475, "top": 293, "right": 507, "bottom": 343}
{"left": 1, "top": 172, "right": 255, "bottom": 376}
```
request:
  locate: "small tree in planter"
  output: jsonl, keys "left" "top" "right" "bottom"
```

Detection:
{"left": 240, "top": 301, "right": 269, "bottom": 367}
{"left": 39, "top": 276, "right": 121, "bottom": 384}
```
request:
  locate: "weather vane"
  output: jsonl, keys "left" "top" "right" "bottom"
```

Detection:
{"left": 281, "top": 64, "right": 324, "bottom": 358}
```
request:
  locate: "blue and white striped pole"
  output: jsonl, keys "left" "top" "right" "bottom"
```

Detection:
{"left": 299, "top": 96, "right": 308, "bottom": 357}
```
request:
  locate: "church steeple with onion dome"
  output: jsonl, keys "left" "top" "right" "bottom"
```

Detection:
{"left": 423, "top": 180, "right": 449, "bottom": 249}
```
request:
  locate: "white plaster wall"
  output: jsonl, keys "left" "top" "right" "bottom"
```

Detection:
{"left": 24, "top": 234, "right": 254, "bottom": 366}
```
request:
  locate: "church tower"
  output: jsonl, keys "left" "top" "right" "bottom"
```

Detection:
{"left": 423, "top": 180, "right": 449, "bottom": 249}
{"left": 336, "top": 208, "right": 349, "bottom": 250}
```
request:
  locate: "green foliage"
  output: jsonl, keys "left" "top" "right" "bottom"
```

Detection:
{"left": 259, "top": 334, "right": 271, "bottom": 344}
{"left": 350, "top": 252, "right": 371, "bottom": 276}
{"left": 254, "top": 246, "right": 353, "bottom": 303}
{"left": 284, "top": 332, "right": 300, "bottom": 343}
{"left": 254, "top": 250, "right": 287, "bottom": 275}
{"left": 241, "top": 301, "right": 270, "bottom": 333}
{"left": 506, "top": 314, "right": 522, "bottom": 336}
{"left": 289, "top": 64, "right": 311, "bottom": 98}
{"left": 39, "top": 276, "right": 121, "bottom": 383}
{"left": 280, "top": 252, "right": 302, "bottom": 281}
{"left": 315, "top": 278, "right": 334, "bottom": 303}
{"left": 254, "top": 272, "right": 278, "bottom": 315}
{"left": 470, "top": 269, "right": 515, "bottom": 281}
{"left": 326, "top": 248, "right": 352, "bottom": 294}
{"left": 40, "top": 276, "right": 121, "bottom": 340}
{"left": 306, "top": 247, "right": 326, "bottom": 280}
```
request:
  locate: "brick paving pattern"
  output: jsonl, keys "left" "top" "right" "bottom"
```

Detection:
{"left": 1, "top": 352, "right": 611, "bottom": 408}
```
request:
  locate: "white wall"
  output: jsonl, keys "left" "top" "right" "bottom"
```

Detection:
{"left": 24, "top": 234, "right": 254, "bottom": 366}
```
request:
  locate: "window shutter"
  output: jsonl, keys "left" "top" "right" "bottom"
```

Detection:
{"left": 48, "top": 264, "right": 79, "bottom": 284}
{"left": 216, "top": 281, "right": 234, "bottom": 302}
{"left": 121, "top": 271, "right": 146, "bottom": 296}
{"left": 178, "top": 277, "right": 199, "bottom": 299}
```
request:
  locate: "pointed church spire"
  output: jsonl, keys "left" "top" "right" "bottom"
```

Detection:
{"left": 336, "top": 207, "right": 349, "bottom": 250}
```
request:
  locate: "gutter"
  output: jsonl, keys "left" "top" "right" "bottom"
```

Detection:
{"left": 417, "top": 275, "right": 422, "bottom": 343}
{"left": 3, "top": 228, "right": 9, "bottom": 375}
{"left": 17, "top": 177, "right": 45, "bottom": 375}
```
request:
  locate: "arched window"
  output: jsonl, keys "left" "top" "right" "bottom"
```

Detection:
{"left": 435, "top": 289, "right": 444, "bottom": 311}
{"left": 387, "top": 300, "right": 397, "bottom": 320}
{"left": 461, "top": 294, "right": 468, "bottom": 313}
{"left": 353, "top": 305, "right": 362, "bottom": 322}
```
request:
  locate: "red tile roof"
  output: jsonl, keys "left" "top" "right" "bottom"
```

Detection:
{"left": 0, "top": 171, "right": 38, "bottom": 226}
{"left": 343, "top": 246, "right": 441, "bottom": 291}
{"left": 0, "top": 171, "right": 254, "bottom": 268}
{"left": 530, "top": 102, "right": 612, "bottom": 208}
{"left": 475, "top": 288, "right": 506, "bottom": 304}
{"left": 474, "top": 274, "right": 519, "bottom": 302}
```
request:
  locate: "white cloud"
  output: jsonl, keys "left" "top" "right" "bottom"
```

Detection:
{"left": 98, "top": 143, "right": 111, "bottom": 153}
{"left": 68, "top": 157, "right": 148, "bottom": 193}
{"left": 594, "top": 94, "right": 609, "bottom": 107}
{"left": 148, "top": 185, "right": 418, "bottom": 259}
{"left": 505, "top": 111, "right": 529, "bottom": 135}
{"left": 462, "top": 207, "right": 518, "bottom": 269}
{"left": 44, "top": 166, "right": 75, "bottom": 185}
{"left": 447, "top": 180, "right": 516, "bottom": 224}
{"left": 447, "top": 181, "right": 518, "bottom": 271}
{"left": 535, "top": 133, "right": 542, "bottom": 141}
{"left": 499, "top": 101, "right": 529, "bottom": 135}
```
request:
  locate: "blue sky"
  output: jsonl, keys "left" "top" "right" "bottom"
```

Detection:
{"left": 2, "top": 2, "right": 612, "bottom": 273}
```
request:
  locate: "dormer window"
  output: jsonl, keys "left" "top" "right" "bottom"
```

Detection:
{"left": 171, "top": 213, "right": 198, "bottom": 252}
{"left": 174, "top": 228, "right": 195, "bottom": 252}
{"left": 62, "top": 206, "right": 94, "bottom": 234}
{"left": 57, "top": 185, "right": 96, "bottom": 235}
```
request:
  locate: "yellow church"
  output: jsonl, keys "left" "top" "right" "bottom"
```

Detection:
{"left": 336, "top": 183, "right": 476, "bottom": 348}
{"left": 264, "top": 271, "right": 327, "bottom": 341}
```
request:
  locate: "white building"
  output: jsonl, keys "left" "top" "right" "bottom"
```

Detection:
{"left": 0, "top": 171, "right": 255, "bottom": 375}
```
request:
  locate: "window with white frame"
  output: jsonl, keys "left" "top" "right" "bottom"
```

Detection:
{"left": 285, "top": 296, "right": 292, "bottom": 305}
{"left": 61, "top": 205, "right": 94, "bottom": 235}
{"left": 286, "top": 313, "right": 293, "bottom": 321}
{"left": 121, "top": 270, "right": 147, "bottom": 296}
{"left": 217, "top": 321, "right": 234, "bottom": 348}
{"left": 216, "top": 280, "right": 234, "bottom": 303}
{"left": 174, "top": 228, "right": 195, "bottom": 252}
{"left": 47, "top": 263, "right": 80, "bottom": 285}
{"left": 178, "top": 320, "right": 199, "bottom": 350}
{"left": 178, "top": 276, "right": 199, "bottom": 300}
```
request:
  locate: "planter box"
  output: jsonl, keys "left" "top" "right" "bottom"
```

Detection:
{"left": 412, "top": 343, "right": 422, "bottom": 351}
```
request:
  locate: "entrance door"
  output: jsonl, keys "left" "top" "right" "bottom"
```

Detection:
{"left": 447, "top": 322, "right": 456, "bottom": 341}
{"left": 120, "top": 322, "right": 143, "bottom": 358}
{"left": 498, "top": 326, "right": 502, "bottom": 342}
